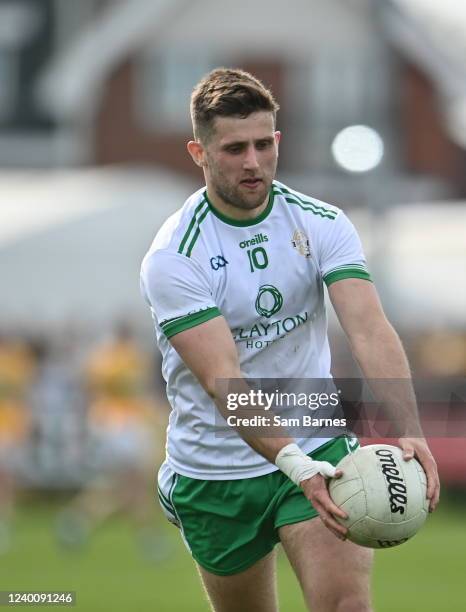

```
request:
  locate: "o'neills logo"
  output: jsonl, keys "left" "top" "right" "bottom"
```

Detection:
{"left": 375, "top": 449, "right": 408, "bottom": 515}
{"left": 239, "top": 233, "right": 269, "bottom": 249}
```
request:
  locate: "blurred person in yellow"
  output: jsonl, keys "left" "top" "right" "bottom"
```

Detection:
{"left": 0, "top": 334, "right": 35, "bottom": 554}
{"left": 55, "top": 323, "right": 169, "bottom": 561}
{"left": 416, "top": 330, "right": 466, "bottom": 377}
{"left": 140, "top": 68, "right": 440, "bottom": 612}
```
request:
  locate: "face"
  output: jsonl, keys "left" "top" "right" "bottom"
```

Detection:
{"left": 192, "top": 112, "right": 280, "bottom": 212}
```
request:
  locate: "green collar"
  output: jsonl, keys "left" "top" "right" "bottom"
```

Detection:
{"left": 204, "top": 188, "right": 274, "bottom": 227}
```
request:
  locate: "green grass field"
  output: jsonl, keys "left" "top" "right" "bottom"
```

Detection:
{"left": 0, "top": 495, "right": 465, "bottom": 611}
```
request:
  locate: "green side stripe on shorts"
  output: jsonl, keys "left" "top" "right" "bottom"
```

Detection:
{"left": 158, "top": 491, "right": 175, "bottom": 516}
{"left": 160, "top": 307, "right": 222, "bottom": 339}
{"left": 157, "top": 486, "right": 172, "bottom": 508}
{"left": 178, "top": 198, "right": 208, "bottom": 255}
{"left": 168, "top": 474, "right": 185, "bottom": 532}
{"left": 168, "top": 474, "right": 177, "bottom": 503}
{"left": 323, "top": 267, "right": 372, "bottom": 287}
{"left": 163, "top": 436, "right": 358, "bottom": 576}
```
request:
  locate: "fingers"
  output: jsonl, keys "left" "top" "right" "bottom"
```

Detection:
{"left": 402, "top": 446, "right": 415, "bottom": 461}
{"left": 316, "top": 489, "right": 348, "bottom": 521}
{"left": 421, "top": 454, "right": 440, "bottom": 512}
{"left": 312, "top": 497, "right": 348, "bottom": 540}
{"left": 399, "top": 439, "right": 440, "bottom": 512}
{"left": 428, "top": 474, "right": 440, "bottom": 512}
{"left": 301, "top": 475, "right": 349, "bottom": 540}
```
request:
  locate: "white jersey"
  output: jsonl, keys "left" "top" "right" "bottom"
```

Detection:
{"left": 140, "top": 180, "right": 371, "bottom": 480}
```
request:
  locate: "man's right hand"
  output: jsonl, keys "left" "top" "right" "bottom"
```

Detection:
{"left": 300, "top": 470, "right": 349, "bottom": 540}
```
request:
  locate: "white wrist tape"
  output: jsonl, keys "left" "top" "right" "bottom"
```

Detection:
{"left": 275, "top": 443, "right": 337, "bottom": 486}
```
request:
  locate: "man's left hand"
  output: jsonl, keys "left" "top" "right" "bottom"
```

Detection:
{"left": 398, "top": 437, "right": 440, "bottom": 512}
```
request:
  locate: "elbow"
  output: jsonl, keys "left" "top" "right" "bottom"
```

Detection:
{"left": 348, "top": 320, "right": 399, "bottom": 359}
{"left": 202, "top": 368, "right": 242, "bottom": 403}
{"left": 349, "top": 334, "right": 373, "bottom": 363}
{"left": 204, "top": 378, "right": 218, "bottom": 401}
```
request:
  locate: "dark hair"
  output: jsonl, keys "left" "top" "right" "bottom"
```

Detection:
{"left": 190, "top": 67, "right": 279, "bottom": 142}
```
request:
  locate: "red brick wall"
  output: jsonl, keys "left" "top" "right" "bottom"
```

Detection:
{"left": 93, "top": 58, "right": 286, "bottom": 178}
{"left": 401, "top": 61, "right": 465, "bottom": 187}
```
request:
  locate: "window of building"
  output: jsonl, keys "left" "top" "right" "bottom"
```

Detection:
{"left": 0, "top": 53, "right": 16, "bottom": 123}
{"left": 136, "top": 48, "right": 218, "bottom": 132}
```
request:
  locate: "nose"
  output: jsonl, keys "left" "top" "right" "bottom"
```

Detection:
{"left": 243, "top": 144, "right": 259, "bottom": 171}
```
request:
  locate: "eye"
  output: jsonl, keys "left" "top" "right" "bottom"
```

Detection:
{"left": 256, "top": 140, "right": 273, "bottom": 150}
{"left": 225, "top": 145, "right": 243, "bottom": 154}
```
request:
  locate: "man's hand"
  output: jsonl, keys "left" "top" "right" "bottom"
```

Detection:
{"left": 300, "top": 470, "right": 348, "bottom": 540}
{"left": 398, "top": 437, "right": 440, "bottom": 512}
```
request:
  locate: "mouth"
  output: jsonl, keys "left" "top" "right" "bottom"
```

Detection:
{"left": 240, "top": 178, "right": 263, "bottom": 189}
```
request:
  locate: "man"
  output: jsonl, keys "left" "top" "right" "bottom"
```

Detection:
{"left": 140, "top": 68, "right": 440, "bottom": 612}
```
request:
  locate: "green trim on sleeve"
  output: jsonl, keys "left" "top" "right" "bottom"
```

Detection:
{"left": 161, "top": 307, "right": 222, "bottom": 339}
{"left": 323, "top": 268, "right": 372, "bottom": 287}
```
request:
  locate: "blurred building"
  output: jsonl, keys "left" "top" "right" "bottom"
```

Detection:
{"left": 1, "top": 0, "right": 466, "bottom": 205}
{"left": 0, "top": 0, "right": 465, "bottom": 329}
{"left": 0, "top": 0, "right": 464, "bottom": 489}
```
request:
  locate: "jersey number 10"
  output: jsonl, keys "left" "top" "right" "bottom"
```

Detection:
{"left": 247, "top": 247, "right": 269, "bottom": 272}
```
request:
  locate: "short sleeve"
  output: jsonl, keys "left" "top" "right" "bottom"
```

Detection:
{"left": 140, "top": 250, "right": 221, "bottom": 339}
{"left": 317, "top": 211, "right": 372, "bottom": 287}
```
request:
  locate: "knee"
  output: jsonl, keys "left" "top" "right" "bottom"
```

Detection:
{"left": 335, "top": 594, "right": 372, "bottom": 612}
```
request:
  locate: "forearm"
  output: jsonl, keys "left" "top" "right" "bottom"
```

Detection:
{"left": 349, "top": 321, "right": 423, "bottom": 436}
{"left": 329, "top": 273, "right": 439, "bottom": 510}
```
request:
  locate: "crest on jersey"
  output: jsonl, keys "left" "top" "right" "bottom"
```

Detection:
{"left": 291, "top": 229, "right": 311, "bottom": 257}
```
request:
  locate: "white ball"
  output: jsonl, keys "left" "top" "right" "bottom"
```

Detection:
{"left": 329, "top": 444, "right": 429, "bottom": 549}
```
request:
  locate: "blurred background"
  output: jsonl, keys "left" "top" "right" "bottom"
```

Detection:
{"left": 0, "top": 0, "right": 465, "bottom": 610}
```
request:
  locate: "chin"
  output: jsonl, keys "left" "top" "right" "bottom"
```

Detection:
{"left": 242, "top": 187, "right": 268, "bottom": 205}
{"left": 253, "top": 192, "right": 269, "bottom": 208}
{"left": 239, "top": 195, "right": 265, "bottom": 210}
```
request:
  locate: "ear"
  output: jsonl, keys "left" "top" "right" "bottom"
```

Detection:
{"left": 187, "top": 140, "right": 206, "bottom": 168}
{"left": 274, "top": 131, "right": 281, "bottom": 147}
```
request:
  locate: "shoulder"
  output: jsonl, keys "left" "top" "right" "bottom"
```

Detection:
{"left": 272, "top": 180, "right": 342, "bottom": 222}
{"left": 143, "top": 187, "right": 208, "bottom": 258}
{"left": 140, "top": 187, "right": 211, "bottom": 284}
{"left": 271, "top": 180, "right": 360, "bottom": 248}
